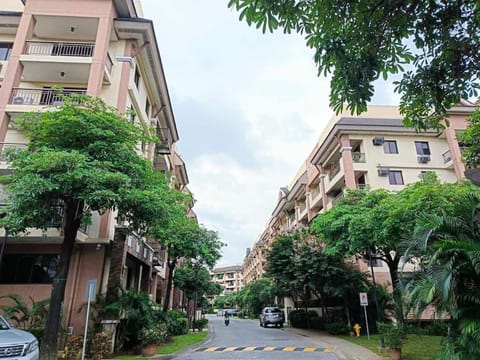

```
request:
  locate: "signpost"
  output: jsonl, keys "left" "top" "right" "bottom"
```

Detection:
{"left": 82, "top": 280, "right": 96, "bottom": 360}
{"left": 359, "top": 292, "right": 370, "bottom": 339}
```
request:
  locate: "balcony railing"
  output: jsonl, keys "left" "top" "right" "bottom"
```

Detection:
{"left": 9, "top": 88, "right": 87, "bottom": 106}
{"left": 0, "top": 143, "right": 28, "bottom": 162}
{"left": 24, "top": 41, "right": 94, "bottom": 57}
{"left": 352, "top": 152, "right": 366, "bottom": 163}
{"left": 328, "top": 161, "right": 340, "bottom": 181}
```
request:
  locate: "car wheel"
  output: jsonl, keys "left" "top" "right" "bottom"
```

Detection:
{"left": 279, "top": 323, "right": 284, "bottom": 328}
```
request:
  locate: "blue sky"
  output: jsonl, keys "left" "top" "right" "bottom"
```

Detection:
{"left": 142, "top": 1, "right": 399, "bottom": 266}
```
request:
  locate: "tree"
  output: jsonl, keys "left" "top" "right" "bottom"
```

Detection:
{"left": 174, "top": 262, "right": 221, "bottom": 327}
{"left": 312, "top": 174, "right": 479, "bottom": 321}
{"left": 265, "top": 231, "right": 304, "bottom": 307}
{"left": 150, "top": 216, "right": 224, "bottom": 312}
{"left": 0, "top": 95, "right": 159, "bottom": 359}
{"left": 405, "top": 193, "right": 480, "bottom": 359}
{"left": 459, "top": 109, "right": 480, "bottom": 169}
{"left": 236, "top": 278, "right": 279, "bottom": 316}
{"left": 227, "top": 0, "right": 480, "bottom": 130}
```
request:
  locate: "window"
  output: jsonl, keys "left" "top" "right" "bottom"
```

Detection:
{"left": 383, "top": 140, "right": 398, "bottom": 154}
{"left": 134, "top": 67, "right": 140, "bottom": 88}
{"left": 415, "top": 141, "right": 431, "bottom": 155}
{"left": 0, "top": 43, "right": 12, "bottom": 61}
{"left": 0, "top": 254, "right": 58, "bottom": 284}
{"left": 145, "top": 98, "right": 150, "bottom": 117}
{"left": 129, "top": 105, "right": 136, "bottom": 124}
{"left": 388, "top": 171, "right": 404, "bottom": 185}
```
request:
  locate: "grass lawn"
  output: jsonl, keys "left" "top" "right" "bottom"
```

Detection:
{"left": 339, "top": 334, "right": 443, "bottom": 360}
{"left": 113, "top": 330, "right": 208, "bottom": 359}
{"left": 156, "top": 331, "right": 208, "bottom": 355}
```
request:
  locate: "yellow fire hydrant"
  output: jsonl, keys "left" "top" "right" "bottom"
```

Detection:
{"left": 353, "top": 323, "right": 361, "bottom": 337}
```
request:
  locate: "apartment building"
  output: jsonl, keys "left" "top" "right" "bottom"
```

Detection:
{"left": 211, "top": 265, "right": 244, "bottom": 296}
{"left": 244, "top": 103, "right": 476, "bottom": 286}
{"left": 0, "top": 0, "right": 190, "bottom": 335}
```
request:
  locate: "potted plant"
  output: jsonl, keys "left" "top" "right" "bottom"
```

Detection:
{"left": 377, "top": 322, "right": 406, "bottom": 360}
{"left": 139, "top": 323, "right": 168, "bottom": 356}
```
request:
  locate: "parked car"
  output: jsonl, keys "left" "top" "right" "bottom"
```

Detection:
{"left": 259, "top": 307, "right": 284, "bottom": 328}
{"left": 225, "top": 309, "right": 239, "bottom": 316}
{"left": 0, "top": 315, "right": 39, "bottom": 360}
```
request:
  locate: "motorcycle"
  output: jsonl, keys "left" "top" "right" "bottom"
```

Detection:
{"left": 224, "top": 316, "right": 230, "bottom": 326}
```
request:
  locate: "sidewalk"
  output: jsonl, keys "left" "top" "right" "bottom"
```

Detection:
{"left": 285, "top": 327, "right": 383, "bottom": 360}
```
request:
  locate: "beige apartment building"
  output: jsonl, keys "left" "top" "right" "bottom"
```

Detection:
{"left": 244, "top": 103, "right": 476, "bottom": 288}
{"left": 211, "top": 265, "right": 244, "bottom": 296}
{"left": 0, "top": 0, "right": 191, "bottom": 335}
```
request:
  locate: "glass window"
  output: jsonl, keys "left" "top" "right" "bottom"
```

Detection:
{"left": 0, "top": 43, "right": 12, "bottom": 61}
{"left": 415, "top": 141, "right": 431, "bottom": 155}
{"left": 0, "top": 254, "right": 58, "bottom": 284}
{"left": 129, "top": 105, "right": 136, "bottom": 124}
{"left": 134, "top": 67, "right": 140, "bottom": 88}
{"left": 383, "top": 140, "right": 398, "bottom": 154}
{"left": 145, "top": 98, "right": 150, "bottom": 117}
{"left": 388, "top": 171, "right": 404, "bottom": 185}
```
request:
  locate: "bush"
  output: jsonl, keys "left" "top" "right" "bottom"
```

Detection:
{"left": 425, "top": 321, "right": 448, "bottom": 336}
{"left": 377, "top": 322, "right": 406, "bottom": 349}
{"left": 139, "top": 323, "right": 168, "bottom": 345}
{"left": 194, "top": 318, "right": 208, "bottom": 330}
{"left": 289, "top": 309, "right": 319, "bottom": 328}
{"left": 159, "top": 310, "right": 188, "bottom": 336}
{"left": 325, "top": 322, "right": 350, "bottom": 335}
{"left": 88, "top": 332, "right": 112, "bottom": 360}
{"left": 309, "top": 316, "right": 326, "bottom": 330}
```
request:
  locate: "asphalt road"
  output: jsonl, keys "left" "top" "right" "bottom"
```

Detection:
{"left": 173, "top": 315, "right": 340, "bottom": 360}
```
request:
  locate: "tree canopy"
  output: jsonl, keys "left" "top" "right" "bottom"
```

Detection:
{"left": 227, "top": 0, "right": 480, "bottom": 130}
{"left": 0, "top": 95, "right": 185, "bottom": 359}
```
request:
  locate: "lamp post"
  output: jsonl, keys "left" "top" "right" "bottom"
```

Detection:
{"left": 368, "top": 247, "right": 385, "bottom": 350}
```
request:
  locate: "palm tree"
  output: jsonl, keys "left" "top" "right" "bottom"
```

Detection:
{"left": 404, "top": 193, "right": 480, "bottom": 359}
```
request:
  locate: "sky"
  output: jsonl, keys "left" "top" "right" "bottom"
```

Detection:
{"left": 142, "top": 1, "right": 400, "bottom": 266}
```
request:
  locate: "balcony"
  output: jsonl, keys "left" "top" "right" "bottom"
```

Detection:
{"left": 0, "top": 143, "right": 27, "bottom": 173}
{"left": 24, "top": 41, "right": 94, "bottom": 57}
{"left": 20, "top": 41, "right": 95, "bottom": 84}
{"left": 9, "top": 88, "right": 87, "bottom": 107}
{"left": 352, "top": 152, "right": 366, "bottom": 163}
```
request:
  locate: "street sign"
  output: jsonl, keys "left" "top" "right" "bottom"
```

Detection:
{"left": 85, "top": 279, "right": 96, "bottom": 302}
{"left": 359, "top": 292, "right": 368, "bottom": 306}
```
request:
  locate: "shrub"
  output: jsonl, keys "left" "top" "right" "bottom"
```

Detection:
{"left": 60, "top": 335, "right": 83, "bottom": 359}
{"left": 88, "top": 332, "right": 112, "bottom": 360}
{"left": 157, "top": 310, "right": 188, "bottom": 336}
{"left": 425, "top": 321, "right": 448, "bottom": 336}
{"left": 309, "top": 316, "right": 326, "bottom": 330}
{"left": 195, "top": 318, "right": 208, "bottom": 330}
{"left": 139, "top": 323, "right": 168, "bottom": 345}
{"left": 325, "top": 322, "right": 350, "bottom": 335}
{"left": 289, "top": 309, "right": 319, "bottom": 328}
{"left": 377, "top": 322, "right": 406, "bottom": 349}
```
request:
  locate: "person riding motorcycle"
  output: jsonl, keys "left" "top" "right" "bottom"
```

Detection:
{"left": 224, "top": 311, "right": 230, "bottom": 326}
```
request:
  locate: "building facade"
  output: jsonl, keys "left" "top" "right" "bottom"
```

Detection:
{"left": 211, "top": 265, "right": 244, "bottom": 296}
{"left": 244, "top": 103, "right": 476, "bottom": 287}
{"left": 0, "top": 0, "right": 190, "bottom": 335}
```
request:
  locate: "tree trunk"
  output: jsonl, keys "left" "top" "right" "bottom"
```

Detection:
{"left": 387, "top": 255, "right": 404, "bottom": 324}
{"left": 40, "top": 201, "right": 82, "bottom": 360}
{"left": 162, "top": 260, "right": 176, "bottom": 312}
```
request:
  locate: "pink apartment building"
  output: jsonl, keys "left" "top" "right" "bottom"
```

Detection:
{"left": 244, "top": 103, "right": 477, "bottom": 303}
{"left": 0, "top": 0, "right": 190, "bottom": 335}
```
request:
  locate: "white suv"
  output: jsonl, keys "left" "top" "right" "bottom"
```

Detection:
{"left": 259, "top": 307, "right": 284, "bottom": 328}
{"left": 0, "top": 315, "right": 39, "bottom": 359}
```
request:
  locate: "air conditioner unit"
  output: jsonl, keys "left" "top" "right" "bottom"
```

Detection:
{"left": 417, "top": 155, "right": 431, "bottom": 163}
{"left": 372, "top": 136, "right": 384, "bottom": 146}
{"left": 377, "top": 167, "right": 389, "bottom": 176}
